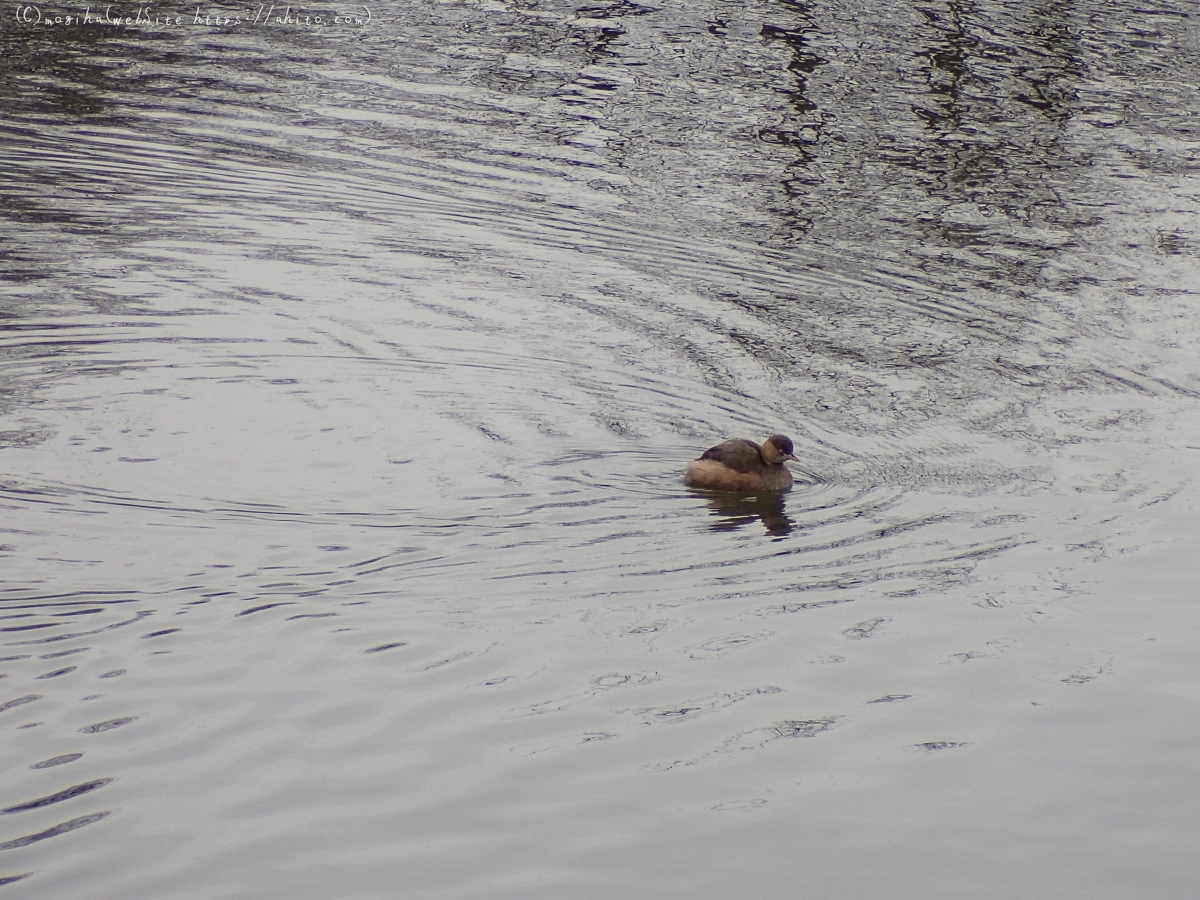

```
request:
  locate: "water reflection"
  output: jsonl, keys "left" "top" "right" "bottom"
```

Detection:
{"left": 760, "top": 0, "right": 827, "bottom": 220}
{"left": 696, "top": 489, "right": 795, "bottom": 536}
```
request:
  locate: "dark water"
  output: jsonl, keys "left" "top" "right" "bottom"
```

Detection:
{"left": 2, "top": 0, "right": 1199, "bottom": 896}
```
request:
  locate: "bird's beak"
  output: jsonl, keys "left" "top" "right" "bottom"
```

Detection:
{"left": 785, "top": 453, "right": 798, "bottom": 462}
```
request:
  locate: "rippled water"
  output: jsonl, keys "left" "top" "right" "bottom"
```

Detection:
{"left": 3, "top": 0, "right": 1200, "bottom": 896}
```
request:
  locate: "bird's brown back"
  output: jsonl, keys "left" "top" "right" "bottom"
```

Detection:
{"left": 698, "top": 439, "right": 766, "bottom": 474}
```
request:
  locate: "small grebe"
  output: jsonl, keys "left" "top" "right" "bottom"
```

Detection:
{"left": 684, "top": 435, "right": 798, "bottom": 492}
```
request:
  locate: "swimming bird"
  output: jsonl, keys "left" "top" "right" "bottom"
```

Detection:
{"left": 684, "top": 435, "right": 797, "bottom": 492}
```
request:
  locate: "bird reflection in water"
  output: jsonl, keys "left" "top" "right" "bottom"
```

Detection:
{"left": 701, "top": 491, "right": 794, "bottom": 536}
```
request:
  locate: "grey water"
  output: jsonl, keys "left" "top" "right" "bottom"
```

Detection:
{"left": 2, "top": 0, "right": 1199, "bottom": 896}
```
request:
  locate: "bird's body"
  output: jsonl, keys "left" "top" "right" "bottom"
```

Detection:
{"left": 684, "top": 435, "right": 797, "bottom": 492}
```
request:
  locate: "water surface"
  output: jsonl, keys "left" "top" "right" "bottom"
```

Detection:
{"left": 2, "top": 0, "right": 1200, "bottom": 896}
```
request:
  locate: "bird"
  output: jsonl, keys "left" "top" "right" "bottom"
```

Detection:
{"left": 683, "top": 434, "right": 798, "bottom": 492}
